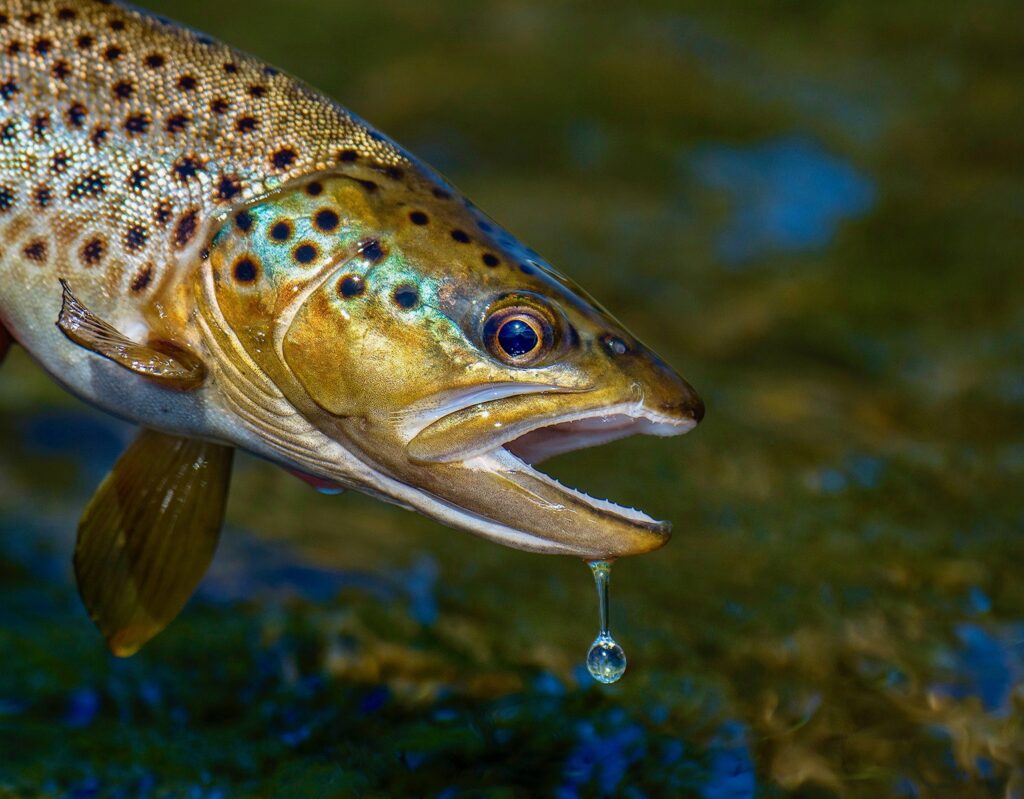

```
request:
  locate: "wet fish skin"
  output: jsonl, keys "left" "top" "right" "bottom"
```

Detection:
{"left": 0, "top": 0, "right": 703, "bottom": 564}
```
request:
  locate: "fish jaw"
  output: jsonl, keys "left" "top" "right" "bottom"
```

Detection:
{"left": 325, "top": 380, "right": 702, "bottom": 559}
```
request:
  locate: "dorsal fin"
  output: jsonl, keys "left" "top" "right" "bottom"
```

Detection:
{"left": 74, "top": 428, "right": 235, "bottom": 656}
{"left": 56, "top": 280, "right": 206, "bottom": 390}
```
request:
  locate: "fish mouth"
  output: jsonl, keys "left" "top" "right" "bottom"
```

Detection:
{"left": 398, "top": 389, "right": 700, "bottom": 556}
{"left": 503, "top": 408, "right": 694, "bottom": 466}
{"left": 473, "top": 404, "right": 696, "bottom": 529}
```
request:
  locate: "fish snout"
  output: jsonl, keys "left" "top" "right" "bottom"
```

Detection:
{"left": 657, "top": 375, "right": 705, "bottom": 424}
{"left": 626, "top": 342, "right": 705, "bottom": 427}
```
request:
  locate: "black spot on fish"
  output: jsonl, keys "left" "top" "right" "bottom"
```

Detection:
{"left": 210, "top": 98, "right": 229, "bottom": 115}
{"left": 248, "top": 85, "right": 267, "bottom": 98}
{"left": 217, "top": 176, "right": 242, "bottom": 201}
{"left": 235, "top": 211, "right": 254, "bottom": 232}
{"left": 80, "top": 237, "right": 105, "bottom": 265}
{"left": 393, "top": 285, "right": 419, "bottom": 309}
{"left": 482, "top": 253, "right": 500, "bottom": 267}
{"left": 104, "top": 45, "right": 123, "bottom": 62}
{"left": 234, "top": 256, "right": 258, "bottom": 283}
{"left": 76, "top": 34, "right": 94, "bottom": 50}
{"left": 128, "top": 166, "right": 149, "bottom": 191}
{"left": 90, "top": 126, "right": 109, "bottom": 147}
{"left": 451, "top": 229, "right": 470, "bottom": 243}
{"left": 178, "top": 74, "right": 198, "bottom": 91}
{"left": 306, "top": 181, "right": 323, "bottom": 196}
{"left": 409, "top": 211, "right": 429, "bottom": 226}
{"left": 154, "top": 200, "right": 174, "bottom": 227}
{"left": 166, "top": 113, "right": 189, "bottom": 134}
{"left": 271, "top": 148, "right": 297, "bottom": 170}
{"left": 125, "top": 224, "right": 148, "bottom": 252}
{"left": 236, "top": 116, "right": 258, "bottom": 134}
{"left": 131, "top": 263, "right": 154, "bottom": 293}
{"left": 270, "top": 221, "right": 292, "bottom": 242}
{"left": 51, "top": 60, "right": 71, "bottom": 80}
{"left": 1, "top": 82, "right": 19, "bottom": 102}
{"left": 432, "top": 187, "right": 452, "bottom": 200}
{"left": 66, "top": 102, "right": 87, "bottom": 128}
{"left": 173, "top": 156, "right": 204, "bottom": 182}
{"left": 23, "top": 239, "right": 46, "bottom": 263}
{"left": 32, "top": 114, "right": 49, "bottom": 139}
{"left": 34, "top": 184, "right": 51, "bottom": 208}
{"left": 360, "top": 239, "right": 385, "bottom": 263}
{"left": 338, "top": 275, "right": 364, "bottom": 298}
{"left": 174, "top": 209, "right": 198, "bottom": 248}
{"left": 124, "top": 113, "right": 150, "bottom": 135}
{"left": 223, "top": 62, "right": 239, "bottom": 74}
{"left": 293, "top": 243, "right": 318, "bottom": 264}
{"left": 113, "top": 80, "right": 133, "bottom": 100}
{"left": 314, "top": 210, "right": 339, "bottom": 233}
{"left": 32, "top": 38, "right": 52, "bottom": 56}
{"left": 68, "top": 171, "right": 106, "bottom": 200}
{"left": 57, "top": 8, "right": 77, "bottom": 21}
{"left": 338, "top": 149, "right": 358, "bottom": 162}
{"left": 145, "top": 53, "right": 166, "bottom": 69}
{"left": 0, "top": 121, "right": 16, "bottom": 143}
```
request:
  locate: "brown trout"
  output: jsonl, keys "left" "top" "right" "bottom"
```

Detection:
{"left": 0, "top": 0, "right": 703, "bottom": 655}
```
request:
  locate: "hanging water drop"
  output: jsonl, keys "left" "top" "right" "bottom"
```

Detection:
{"left": 586, "top": 560, "right": 627, "bottom": 684}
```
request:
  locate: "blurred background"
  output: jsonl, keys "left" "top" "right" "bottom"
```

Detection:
{"left": 2, "top": 1, "right": 1023, "bottom": 796}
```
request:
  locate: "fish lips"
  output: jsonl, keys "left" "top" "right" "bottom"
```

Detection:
{"left": 395, "top": 392, "right": 699, "bottom": 559}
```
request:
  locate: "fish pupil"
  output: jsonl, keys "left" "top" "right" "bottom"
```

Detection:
{"left": 498, "top": 319, "right": 538, "bottom": 357}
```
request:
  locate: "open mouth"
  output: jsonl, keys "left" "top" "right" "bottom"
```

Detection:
{"left": 398, "top": 384, "right": 701, "bottom": 553}
{"left": 482, "top": 406, "right": 697, "bottom": 529}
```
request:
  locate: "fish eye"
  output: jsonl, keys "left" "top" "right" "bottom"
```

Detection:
{"left": 483, "top": 305, "right": 553, "bottom": 366}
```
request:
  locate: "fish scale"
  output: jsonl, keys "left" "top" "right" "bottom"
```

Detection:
{"left": 0, "top": 0, "right": 703, "bottom": 657}
{"left": 0, "top": 0, "right": 407, "bottom": 321}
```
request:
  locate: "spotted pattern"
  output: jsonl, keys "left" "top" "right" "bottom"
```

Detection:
{"left": 0, "top": 0, "right": 409, "bottom": 302}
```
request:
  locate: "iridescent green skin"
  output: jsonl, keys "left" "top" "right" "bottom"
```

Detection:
{"left": 0, "top": 0, "right": 703, "bottom": 559}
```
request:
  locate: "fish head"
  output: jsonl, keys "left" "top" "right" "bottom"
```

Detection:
{"left": 203, "top": 165, "right": 703, "bottom": 559}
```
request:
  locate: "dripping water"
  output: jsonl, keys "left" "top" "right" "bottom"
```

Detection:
{"left": 586, "top": 559, "right": 626, "bottom": 683}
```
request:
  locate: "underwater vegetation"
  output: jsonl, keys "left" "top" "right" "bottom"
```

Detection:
{"left": 2, "top": 0, "right": 1023, "bottom": 797}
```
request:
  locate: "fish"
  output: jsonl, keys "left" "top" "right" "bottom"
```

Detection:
{"left": 0, "top": 0, "right": 704, "bottom": 655}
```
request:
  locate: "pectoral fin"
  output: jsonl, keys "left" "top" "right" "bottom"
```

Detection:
{"left": 57, "top": 280, "right": 205, "bottom": 390}
{"left": 0, "top": 323, "right": 10, "bottom": 366}
{"left": 74, "top": 428, "right": 234, "bottom": 656}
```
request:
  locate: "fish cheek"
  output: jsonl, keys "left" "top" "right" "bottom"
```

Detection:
{"left": 281, "top": 287, "right": 431, "bottom": 420}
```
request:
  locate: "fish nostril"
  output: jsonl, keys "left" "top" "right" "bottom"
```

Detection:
{"left": 600, "top": 333, "right": 629, "bottom": 357}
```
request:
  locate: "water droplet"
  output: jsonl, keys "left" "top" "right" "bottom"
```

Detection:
{"left": 585, "top": 560, "right": 626, "bottom": 684}
{"left": 587, "top": 632, "right": 627, "bottom": 684}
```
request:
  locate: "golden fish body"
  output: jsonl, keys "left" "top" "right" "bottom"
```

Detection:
{"left": 0, "top": 1, "right": 703, "bottom": 653}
